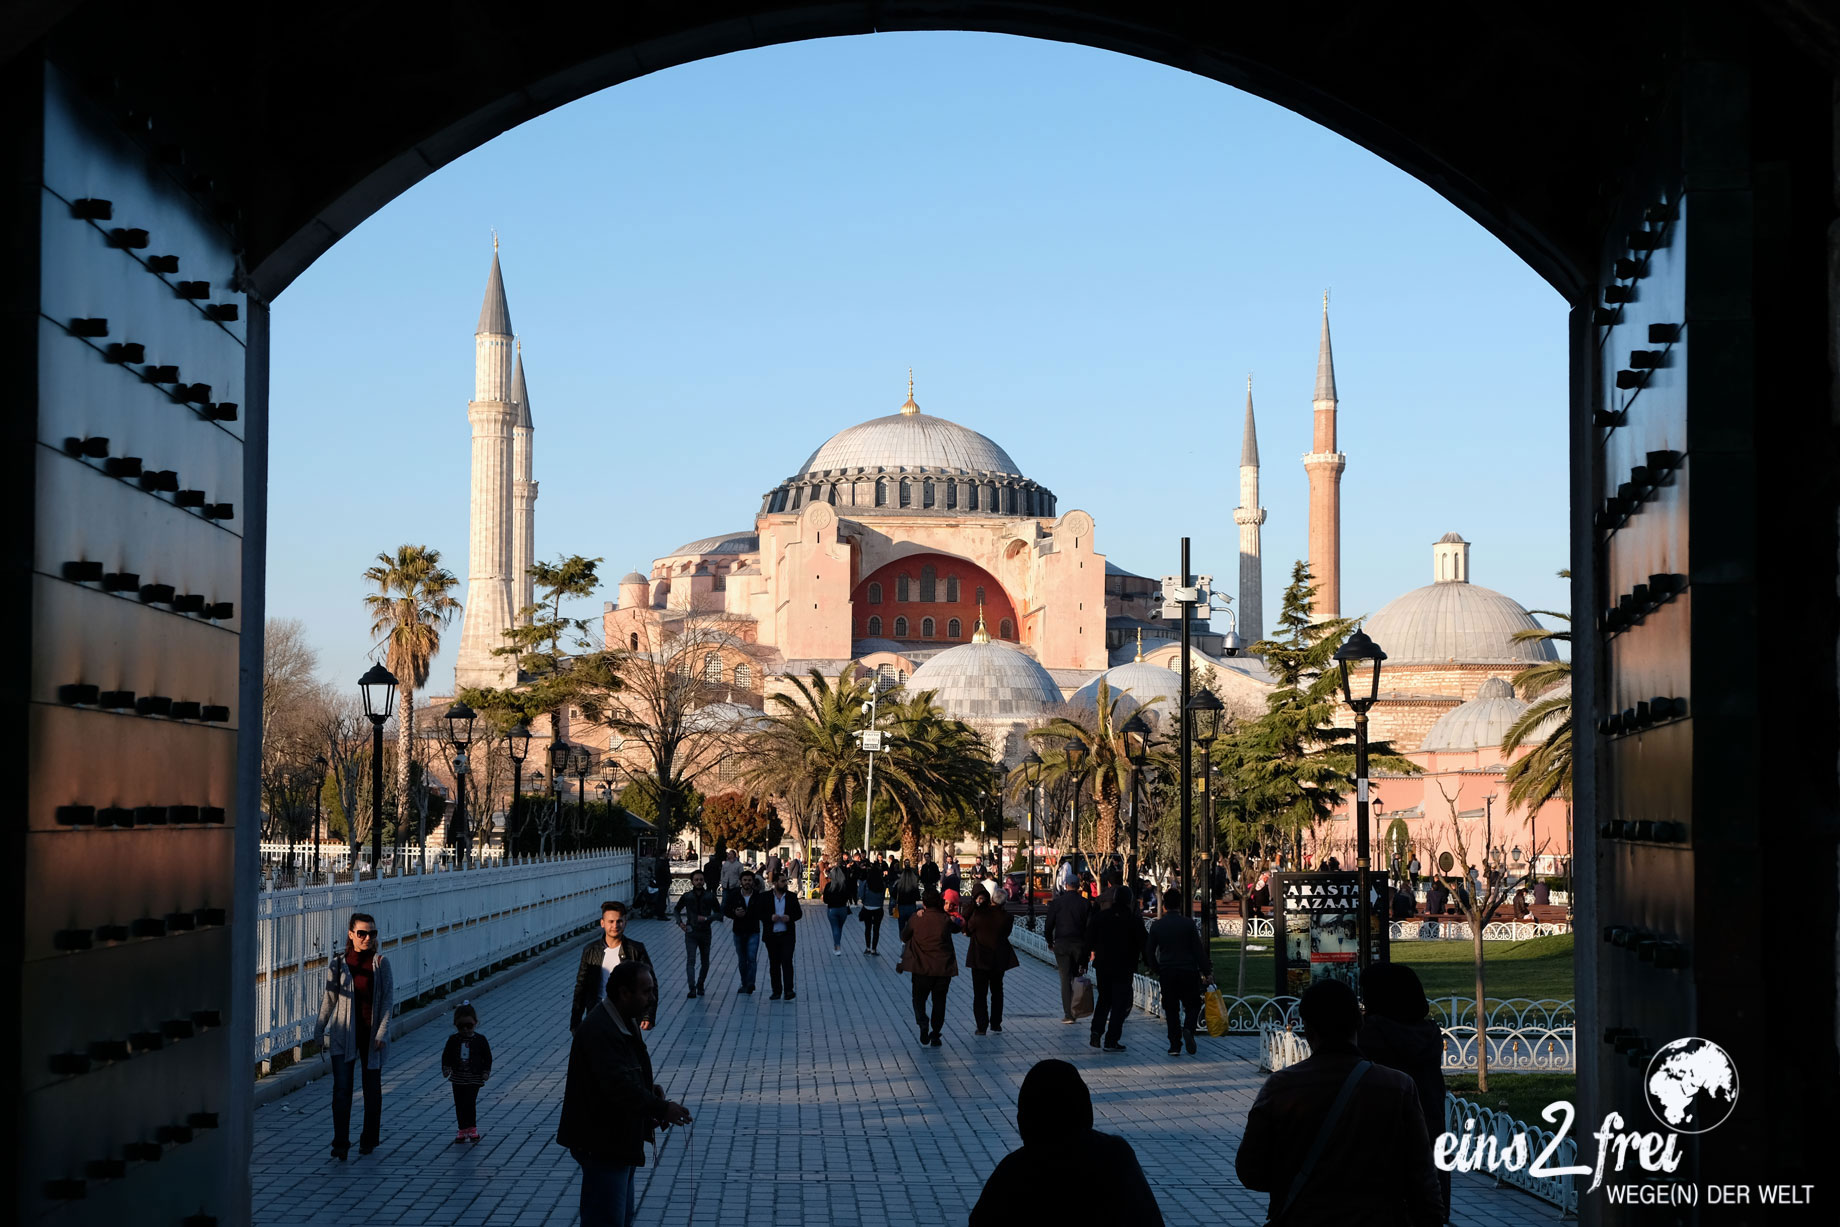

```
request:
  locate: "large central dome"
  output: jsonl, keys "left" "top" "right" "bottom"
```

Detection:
{"left": 760, "top": 387, "right": 1056, "bottom": 517}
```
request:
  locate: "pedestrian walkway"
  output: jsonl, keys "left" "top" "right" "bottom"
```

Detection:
{"left": 253, "top": 913, "right": 1551, "bottom": 1226}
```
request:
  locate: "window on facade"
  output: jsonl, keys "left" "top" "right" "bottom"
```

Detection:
{"left": 791, "top": 487, "right": 803, "bottom": 509}
{"left": 922, "top": 617, "right": 935, "bottom": 638}
{"left": 920, "top": 564, "right": 936, "bottom": 602}
{"left": 678, "top": 655, "right": 693, "bottom": 677}
{"left": 899, "top": 479, "right": 912, "bottom": 507}
{"left": 875, "top": 479, "right": 888, "bottom": 507}
{"left": 999, "top": 618, "right": 1015, "bottom": 640}
{"left": 975, "top": 586, "right": 986, "bottom": 606}
{"left": 946, "top": 576, "right": 960, "bottom": 603}
{"left": 966, "top": 485, "right": 978, "bottom": 511}
{"left": 629, "top": 632, "right": 639, "bottom": 651}
{"left": 867, "top": 615, "right": 882, "bottom": 637}
{"left": 948, "top": 618, "right": 962, "bottom": 639}
{"left": 734, "top": 663, "right": 753, "bottom": 690}
{"left": 897, "top": 575, "right": 911, "bottom": 602}
{"left": 894, "top": 616, "right": 909, "bottom": 637}
{"left": 867, "top": 582, "right": 882, "bottom": 605}
{"left": 945, "top": 482, "right": 957, "bottom": 509}
{"left": 703, "top": 652, "right": 722, "bottom": 683}
{"left": 1004, "top": 487, "right": 1016, "bottom": 514}
{"left": 921, "top": 479, "right": 934, "bottom": 508}
{"left": 717, "top": 755, "right": 738, "bottom": 781}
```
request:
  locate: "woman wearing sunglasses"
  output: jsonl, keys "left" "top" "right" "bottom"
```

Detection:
{"left": 314, "top": 912, "right": 396, "bottom": 1160}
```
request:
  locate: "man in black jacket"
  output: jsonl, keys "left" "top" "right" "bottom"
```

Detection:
{"left": 570, "top": 901, "right": 653, "bottom": 1032}
{"left": 557, "top": 961, "right": 692, "bottom": 1227}
{"left": 673, "top": 869, "right": 719, "bottom": 999}
{"left": 1146, "top": 889, "right": 1213, "bottom": 1055}
{"left": 722, "top": 869, "right": 763, "bottom": 994}
{"left": 751, "top": 872, "right": 803, "bottom": 1000}
{"left": 1044, "top": 877, "right": 1092, "bottom": 1024}
{"left": 1086, "top": 885, "right": 1145, "bottom": 1051}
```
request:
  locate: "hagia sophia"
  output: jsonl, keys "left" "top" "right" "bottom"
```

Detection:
{"left": 450, "top": 249, "right": 1567, "bottom": 867}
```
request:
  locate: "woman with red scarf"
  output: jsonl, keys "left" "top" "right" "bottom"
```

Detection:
{"left": 315, "top": 911, "right": 396, "bottom": 1159}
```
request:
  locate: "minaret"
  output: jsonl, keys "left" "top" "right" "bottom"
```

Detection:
{"left": 1302, "top": 293, "right": 1346, "bottom": 619}
{"left": 510, "top": 339, "right": 537, "bottom": 624}
{"left": 1233, "top": 375, "right": 1266, "bottom": 643}
{"left": 455, "top": 238, "right": 517, "bottom": 689}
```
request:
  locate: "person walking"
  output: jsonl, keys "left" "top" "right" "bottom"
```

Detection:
{"left": 919, "top": 857, "right": 941, "bottom": 892}
{"left": 557, "top": 961, "right": 694, "bottom": 1227}
{"left": 1359, "top": 962, "right": 1451, "bottom": 1224}
{"left": 440, "top": 1000, "right": 493, "bottom": 1143}
{"left": 899, "top": 888, "right": 961, "bottom": 1046}
{"left": 723, "top": 868, "right": 764, "bottom": 994}
{"left": 1145, "top": 889, "right": 1212, "bottom": 1055}
{"left": 892, "top": 865, "right": 923, "bottom": 951}
{"left": 963, "top": 883, "right": 1018, "bottom": 1035}
{"left": 314, "top": 912, "right": 394, "bottom": 1159}
{"left": 822, "top": 867, "right": 853, "bottom": 955}
{"left": 859, "top": 857, "right": 888, "bottom": 955}
{"left": 720, "top": 849, "right": 743, "bottom": 892}
{"left": 753, "top": 872, "right": 802, "bottom": 999}
{"left": 673, "top": 868, "right": 719, "bottom": 998}
{"left": 968, "top": 1060, "right": 1164, "bottom": 1225}
{"left": 1235, "top": 980, "right": 1442, "bottom": 1227}
{"left": 1407, "top": 854, "right": 1422, "bottom": 888}
{"left": 1085, "top": 885, "right": 1144, "bottom": 1052}
{"left": 570, "top": 901, "right": 654, "bottom": 1032}
{"left": 1044, "top": 875, "right": 1092, "bottom": 1025}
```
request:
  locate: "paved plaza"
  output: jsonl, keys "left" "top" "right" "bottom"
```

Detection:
{"left": 252, "top": 913, "right": 1554, "bottom": 1226}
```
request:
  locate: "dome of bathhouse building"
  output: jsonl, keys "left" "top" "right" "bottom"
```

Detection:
{"left": 1420, "top": 677, "right": 1530, "bottom": 752}
{"left": 1069, "top": 659, "right": 1183, "bottom": 721}
{"left": 905, "top": 639, "right": 1064, "bottom": 722}
{"left": 759, "top": 390, "right": 1057, "bottom": 518}
{"left": 1361, "top": 535, "right": 1560, "bottom": 668}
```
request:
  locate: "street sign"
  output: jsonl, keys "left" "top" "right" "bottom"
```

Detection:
{"left": 859, "top": 730, "right": 885, "bottom": 752}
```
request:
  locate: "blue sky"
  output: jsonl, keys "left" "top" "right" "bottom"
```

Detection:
{"left": 267, "top": 32, "right": 1570, "bottom": 692}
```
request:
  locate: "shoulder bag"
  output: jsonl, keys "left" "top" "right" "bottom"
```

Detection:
{"left": 1268, "top": 1059, "right": 1371, "bottom": 1227}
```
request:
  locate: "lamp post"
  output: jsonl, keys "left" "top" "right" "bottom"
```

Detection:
{"left": 507, "top": 722, "right": 531, "bottom": 858}
{"left": 443, "top": 700, "right": 476, "bottom": 871}
{"left": 358, "top": 663, "right": 398, "bottom": 880}
{"left": 1121, "top": 712, "right": 1150, "bottom": 887}
{"left": 1484, "top": 792, "right": 1497, "bottom": 881}
{"left": 1022, "top": 750, "right": 1043, "bottom": 929}
{"left": 1188, "top": 688, "right": 1223, "bottom": 935}
{"left": 530, "top": 769, "right": 547, "bottom": 855}
{"left": 573, "top": 747, "right": 591, "bottom": 840}
{"left": 858, "top": 675, "right": 887, "bottom": 854}
{"left": 1064, "top": 737, "right": 1087, "bottom": 867}
{"left": 1332, "top": 628, "right": 1388, "bottom": 972}
{"left": 547, "top": 740, "right": 570, "bottom": 851}
{"left": 312, "top": 754, "right": 327, "bottom": 881}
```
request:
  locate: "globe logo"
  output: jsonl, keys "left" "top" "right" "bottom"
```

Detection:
{"left": 1644, "top": 1037, "right": 1740, "bottom": 1134}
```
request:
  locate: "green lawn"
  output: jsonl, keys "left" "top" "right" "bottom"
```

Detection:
{"left": 1446, "top": 1073, "right": 1578, "bottom": 1127}
{"left": 1207, "top": 931, "right": 1575, "bottom": 1007}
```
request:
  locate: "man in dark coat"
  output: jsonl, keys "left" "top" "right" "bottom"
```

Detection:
{"left": 1085, "top": 885, "right": 1145, "bottom": 1051}
{"left": 673, "top": 868, "right": 719, "bottom": 998}
{"left": 1236, "top": 980, "right": 1443, "bottom": 1227}
{"left": 919, "top": 858, "right": 941, "bottom": 891}
{"left": 723, "top": 869, "right": 764, "bottom": 993}
{"left": 749, "top": 872, "right": 803, "bottom": 999}
{"left": 570, "top": 900, "right": 653, "bottom": 1032}
{"left": 1044, "top": 877, "right": 1092, "bottom": 1024}
{"left": 1425, "top": 879, "right": 1450, "bottom": 915}
{"left": 557, "top": 961, "right": 692, "bottom": 1227}
{"left": 968, "top": 1059, "right": 1163, "bottom": 1226}
{"left": 1145, "top": 888, "right": 1212, "bottom": 1055}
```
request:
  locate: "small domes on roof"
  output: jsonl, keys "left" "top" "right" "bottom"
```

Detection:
{"left": 664, "top": 531, "right": 759, "bottom": 558}
{"left": 620, "top": 571, "right": 649, "bottom": 585}
{"left": 1069, "top": 658, "right": 1181, "bottom": 718}
{"left": 1362, "top": 539, "right": 1559, "bottom": 665}
{"left": 906, "top": 640, "right": 1062, "bottom": 721}
{"left": 1420, "top": 676, "right": 1528, "bottom": 752}
{"left": 1438, "top": 531, "right": 1468, "bottom": 544}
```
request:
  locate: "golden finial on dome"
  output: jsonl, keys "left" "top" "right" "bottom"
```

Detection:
{"left": 1135, "top": 628, "right": 1144, "bottom": 662}
{"left": 900, "top": 368, "right": 920, "bottom": 416}
{"left": 972, "top": 603, "right": 990, "bottom": 644}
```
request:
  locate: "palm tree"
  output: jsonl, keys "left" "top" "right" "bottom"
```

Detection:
{"left": 1501, "top": 571, "right": 1572, "bottom": 816}
{"left": 876, "top": 692, "right": 992, "bottom": 863}
{"left": 1024, "top": 680, "right": 1162, "bottom": 858}
{"left": 363, "top": 545, "right": 462, "bottom": 858}
{"left": 744, "top": 668, "right": 873, "bottom": 860}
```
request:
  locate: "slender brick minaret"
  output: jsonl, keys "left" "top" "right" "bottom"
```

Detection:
{"left": 1302, "top": 293, "right": 1346, "bottom": 619}
{"left": 1234, "top": 375, "right": 1266, "bottom": 642}
{"left": 456, "top": 238, "right": 517, "bottom": 689}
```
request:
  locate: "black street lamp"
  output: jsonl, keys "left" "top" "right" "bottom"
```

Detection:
{"left": 1332, "top": 628, "right": 1388, "bottom": 972}
{"left": 312, "top": 754, "right": 328, "bottom": 881}
{"left": 572, "top": 747, "right": 592, "bottom": 840}
{"left": 357, "top": 663, "right": 398, "bottom": 880}
{"left": 444, "top": 700, "right": 476, "bottom": 871}
{"left": 1188, "top": 688, "right": 1224, "bottom": 936}
{"left": 1022, "top": 749, "right": 1043, "bottom": 930}
{"left": 507, "top": 722, "right": 531, "bottom": 858}
{"left": 548, "top": 740, "right": 571, "bottom": 852}
{"left": 1064, "top": 737, "right": 1087, "bottom": 861}
{"left": 530, "top": 768, "right": 546, "bottom": 855}
{"left": 1121, "top": 712, "right": 1151, "bottom": 886}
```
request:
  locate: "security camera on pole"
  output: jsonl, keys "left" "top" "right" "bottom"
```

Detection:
{"left": 1160, "top": 542, "right": 1226, "bottom": 922}
{"left": 855, "top": 674, "right": 889, "bottom": 853}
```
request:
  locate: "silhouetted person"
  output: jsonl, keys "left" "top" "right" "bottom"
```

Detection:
{"left": 1360, "top": 962, "right": 1450, "bottom": 1224}
{"left": 1085, "top": 885, "right": 1144, "bottom": 1051}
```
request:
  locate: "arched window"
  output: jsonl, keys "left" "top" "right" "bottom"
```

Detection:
{"left": 966, "top": 485, "right": 978, "bottom": 511}
{"left": 867, "top": 615, "right": 882, "bottom": 637}
{"left": 875, "top": 479, "right": 888, "bottom": 507}
{"left": 975, "top": 586, "right": 986, "bottom": 606}
{"left": 734, "top": 663, "right": 753, "bottom": 690}
{"left": 920, "top": 564, "right": 936, "bottom": 602}
{"left": 999, "top": 618, "right": 1015, "bottom": 640}
{"left": 897, "top": 575, "right": 911, "bottom": 602}
{"left": 922, "top": 617, "right": 935, "bottom": 639}
{"left": 677, "top": 654, "right": 693, "bottom": 677}
{"left": 894, "top": 616, "right": 909, "bottom": 638}
{"left": 945, "top": 576, "right": 960, "bottom": 603}
{"left": 791, "top": 486, "right": 803, "bottom": 509}
{"left": 945, "top": 482, "right": 957, "bottom": 509}
{"left": 629, "top": 632, "right": 639, "bottom": 651}
{"left": 922, "top": 479, "right": 935, "bottom": 508}
{"left": 948, "top": 618, "right": 962, "bottom": 639}
{"left": 703, "top": 652, "right": 723, "bottom": 683}
{"left": 1004, "top": 487, "right": 1016, "bottom": 514}
{"left": 867, "top": 582, "right": 882, "bottom": 605}
{"left": 899, "top": 478, "right": 913, "bottom": 507}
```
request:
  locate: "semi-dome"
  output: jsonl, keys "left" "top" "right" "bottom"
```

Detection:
{"left": 1420, "top": 676, "right": 1528, "bottom": 751}
{"left": 906, "top": 639, "right": 1062, "bottom": 721}
{"left": 1069, "top": 659, "right": 1181, "bottom": 718}
{"left": 664, "top": 531, "right": 759, "bottom": 558}
{"left": 760, "top": 387, "right": 1056, "bottom": 517}
{"left": 1361, "top": 536, "right": 1561, "bottom": 666}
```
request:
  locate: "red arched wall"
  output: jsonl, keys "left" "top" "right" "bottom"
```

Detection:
{"left": 853, "top": 555, "right": 1018, "bottom": 644}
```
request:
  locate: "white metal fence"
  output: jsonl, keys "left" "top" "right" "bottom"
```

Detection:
{"left": 257, "top": 841, "right": 510, "bottom": 883}
{"left": 253, "top": 849, "right": 632, "bottom": 1067}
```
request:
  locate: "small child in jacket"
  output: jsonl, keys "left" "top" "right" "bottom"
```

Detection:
{"left": 440, "top": 1001, "right": 493, "bottom": 1142}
